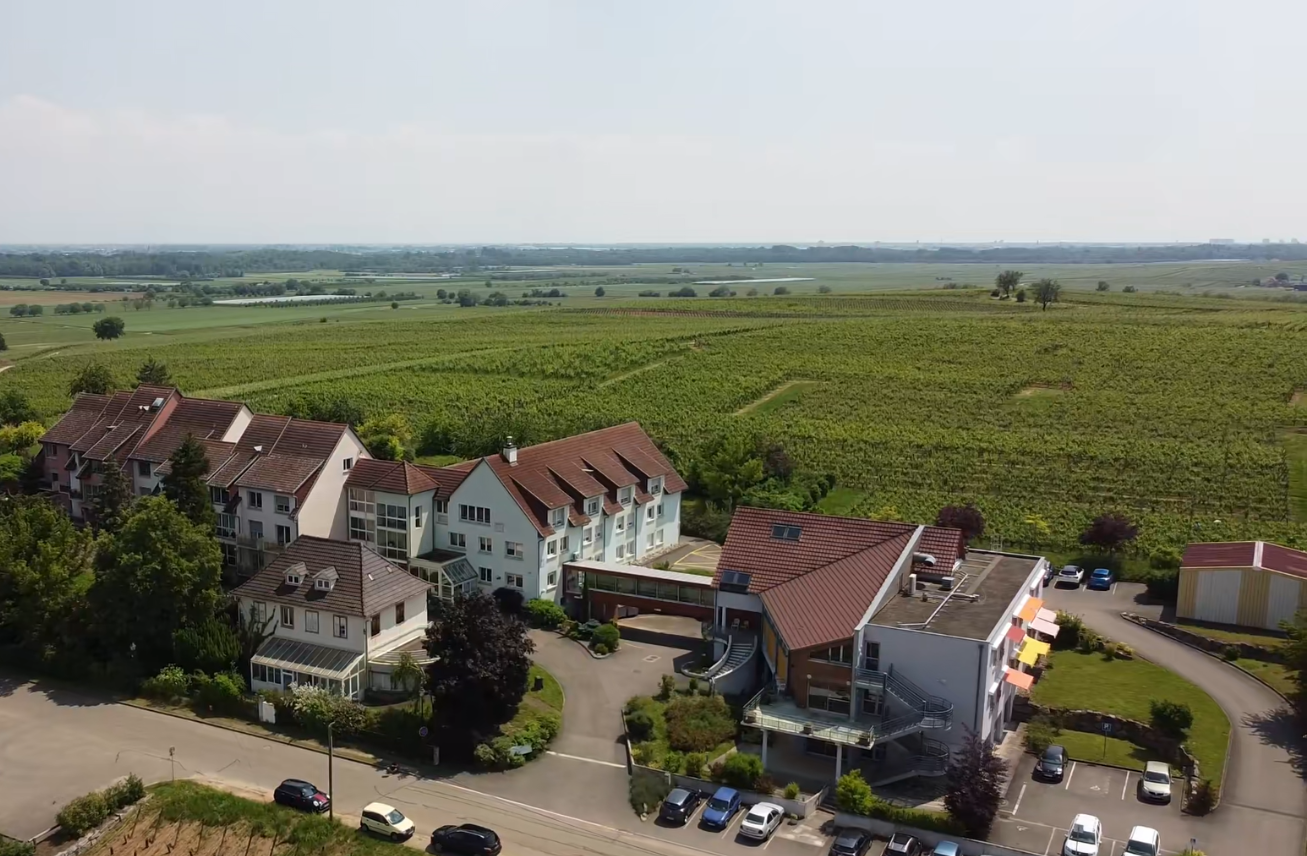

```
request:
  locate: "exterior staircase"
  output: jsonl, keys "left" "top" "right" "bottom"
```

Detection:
{"left": 866, "top": 737, "right": 950, "bottom": 786}
{"left": 683, "top": 632, "right": 757, "bottom": 694}
{"left": 856, "top": 664, "right": 954, "bottom": 736}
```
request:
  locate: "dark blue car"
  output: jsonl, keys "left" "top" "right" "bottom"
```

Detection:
{"left": 1087, "top": 568, "right": 1115, "bottom": 590}
{"left": 700, "top": 787, "right": 741, "bottom": 828}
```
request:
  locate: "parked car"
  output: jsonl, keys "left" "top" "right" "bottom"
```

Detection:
{"left": 1138, "top": 762, "right": 1172, "bottom": 803}
{"left": 360, "top": 802, "right": 416, "bottom": 841}
{"left": 932, "top": 841, "right": 960, "bottom": 856}
{"left": 430, "top": 824, "right": 502, "bottom": 856}
{"left": 1062, "top": 814, "right": 1102, "bottom": 856}
{"left": 1123, "top": 826, "right": 1161, "bottom": 856}
{"left": 1056, "top": 566, "right": 1085, "bottom": 587}
{"left": 272, "top": 779, "right": 330, "bottom": 813}
{"left": 738, "top": 802, "right": 784, "bottom": 840}
{"left": 700, "top": 787, "right": 742, "bottom": 829}
{"left": 829, "top": 829, "right": 872, "bottom": 856}
{"left": 886, "top": 832, "right": 923, "bottom": 856}
{"left": 1087, "top": 568, "right": 1115, "bottom": 590}
{"left": 1043, "top": 564, "right": 1058, "bottom": 586}
{"left": 1034, "top": 744, "right": 1067, "bottom": 782}
{"left": 658, "top": 788, "right": 703, "bottom": 825}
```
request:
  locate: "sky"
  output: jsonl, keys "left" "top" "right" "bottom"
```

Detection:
{"left": 1, "top": 0, "right": 1304, "bottom": 245}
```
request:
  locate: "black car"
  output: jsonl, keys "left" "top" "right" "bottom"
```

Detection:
{"left": 1034, "top": 744, "right": 1067, "bottom": 782}
{"left": 273, "top": 779, "right": 330, "bottom": 813}
{"left": 430, "top": 824, "right": 502, "bottom": 856}
{"left": 886, "top": 833, "right": 923, "bottom": 856}
{"left": 658, "top": 788, "right": 704, "bottom": 825}
{"left": 830, "top": 828, "right": 872, "bottom": 856}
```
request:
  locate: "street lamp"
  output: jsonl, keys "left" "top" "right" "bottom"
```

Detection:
{"left": 327, "top": 722, "right": 335, "bottom": 820}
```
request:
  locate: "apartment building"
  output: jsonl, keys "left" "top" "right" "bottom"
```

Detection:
{"left": 342, "top": 423, "right": 686, "bottom": 602}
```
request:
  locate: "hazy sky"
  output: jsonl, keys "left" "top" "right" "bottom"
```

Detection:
{"left": 2, "top": 1, "right": 1304, "bottom": 245}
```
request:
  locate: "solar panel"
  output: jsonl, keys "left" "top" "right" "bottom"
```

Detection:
{"left": 719, "top": 570, "right": 753, "bottom": 593}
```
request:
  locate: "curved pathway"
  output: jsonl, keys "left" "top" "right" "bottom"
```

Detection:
{"left": 1044, "top": 584, "right": 1306, "bottom": 856}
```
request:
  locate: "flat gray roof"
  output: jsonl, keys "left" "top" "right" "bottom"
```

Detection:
{"left": 565, "top": 559, "right": 713, "bottom": 587}
{"left": 870, "top": 551, "right": 1044, "bottom": 641}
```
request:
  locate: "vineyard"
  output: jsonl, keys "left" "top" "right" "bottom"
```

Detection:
{"left": 3, "top": 293, "right": 1307, "bottom": 552}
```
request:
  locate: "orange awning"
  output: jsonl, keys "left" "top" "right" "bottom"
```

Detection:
{"left": 1004, "top": 667, "right": 1035, "bottom": 691}
{"left": 1017, "top": 597, "right": 1044, "bottom": 623}
{"left": 1006, "top": 625, "right": 1027, "bottom": 645}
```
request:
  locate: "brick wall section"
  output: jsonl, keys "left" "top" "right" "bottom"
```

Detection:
{"left": 788, "top": 642, "right": 855, "bottom": 707}
{"left": 587, "top": 590, "right": 712, "bottom": 623}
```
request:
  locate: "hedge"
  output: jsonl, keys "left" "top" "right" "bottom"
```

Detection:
{"left": 56, "top": 774, "right": 145, "bottom": 836}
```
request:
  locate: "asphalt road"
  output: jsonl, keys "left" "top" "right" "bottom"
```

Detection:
{"left": 1043, "top": 582, "right": 1307, "bottom": 856}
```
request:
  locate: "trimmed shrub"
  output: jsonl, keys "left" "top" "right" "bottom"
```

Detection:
{"left": 56, "top": 791, "right": 110, "bottom": 836}
{"left": 285, "top": 685, "right": 369, "bottom": 737}
{"left": 593, "top": 643, "right": 610, "bottom": 655}
{"left": 0, "top": 840, "right": 35, "bottom": 856}
{"left": 657, "top": 674, "right": 676, "bottom": 701}
{"left": 1150, "top": 699, "right": 1193, "bottom": 737}
{"left": 835, "top": 769, "right": 873, "bottom": 813}
{"left": 663, "top": 750, "right": 686, "bottom": 774}
{"left": 140, "top": 665, "right": 190, "bottom": 702}
{"left": 626, "top": 709, "right": 656, "bottom": 742}
{"left": 526, "top": 598, "right": 566, "bottom": 629}
{"left": 783, "top": 782, "right": 800, "bottom": 800}
{"left": 190, "top": 671, "right": 246, "bottom": 715}
{"left": 1144, "top": 568, "right": 1179, "bottom": 602}
{"left": 1053, "top": 612, "right": 1084, "bottom": 650}
{"left": 629, "top": 773, "right": 670, "bottom": 814}
{"left": 1188, "top": 778, "right": 1217, "bottom": 815}
{"left": 104, "top": 774, "right": 145, "bottom": 810}
{"left": 683, "top": 752, "right": 707, "bottom": 778}
{"left": 1025, "top": 716, "right": 1060, "bottom": 754}
{"left": 592, "top": 622, "right": 620, "bottom": 651}
{"left": 1223, "top": 645, "right": 1241, "bottom": 662}
{"left": 835, "top": 770, "right": 962, "bottom": 833}
{"left": 718, "top": 752, "right": 764, "bottom": 790}
{"left": 664, "top": 694, "right": 736, "bottom": 753}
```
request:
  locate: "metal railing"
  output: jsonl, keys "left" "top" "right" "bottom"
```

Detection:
{"left": 855, "top": 665, "right": 954, "bottom": 731}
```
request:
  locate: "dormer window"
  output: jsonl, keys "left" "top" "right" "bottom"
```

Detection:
{"left": 314, "top": 578, "right": 331, "bottom": 591}
{"left": 313, "top": 564, "right": 338, "bottom": 592}
{"left": 650, "top": 477, "right": 663, "bottom": 496}
{"left": 619, "top": 487, "right": 632, "bottom": 507}
{"left": 771, "top": 524, "right": 801, "bottom": 542}
{"left": 286, "top": 572, "right": 302, "bottom": 586}
{"left": 552, "top": 507, "right": 566, "bottom": 527}
{"left": 586, "top": 497, "right": 600, "bottom": 516}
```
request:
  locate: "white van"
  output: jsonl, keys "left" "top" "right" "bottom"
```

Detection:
{"left": 1123, "top": 826, "right": 1161, "bottom": 856}
{"left": 1062, "top": 814, "right": 1102, "bottom": 856}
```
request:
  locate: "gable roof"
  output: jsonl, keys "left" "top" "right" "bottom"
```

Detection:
{"left": 1182, "top": 540, "right": 1307, "bottom": 580}
{"left": 345, "top": 458, "right": 441, "bottom": 495}
{"left": 233, "top": 536, "right": 431, "bottom": 616}
{"left": 132, "top": 397, "right": 246, "bottom": 462}
{"left": 205, "top": 414, "right": 349, "bottom": 494}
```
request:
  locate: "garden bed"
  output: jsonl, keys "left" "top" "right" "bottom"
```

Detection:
{"left": 624, "top": 688, "right": 735, "bottom": 775}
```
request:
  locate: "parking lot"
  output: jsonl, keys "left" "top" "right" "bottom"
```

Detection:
{"left": 650, "top": 793, "right": 835, "bottom": 855}
{"left": 993, "top": 754, "right": 1202, "bottom": 856}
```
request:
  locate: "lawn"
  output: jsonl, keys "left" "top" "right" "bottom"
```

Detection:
{"left": 1175, "top": 620, "right": 1287, "bottom": 649}
{"left": 504, "top": 664, "right": 564, "bottom": 734}
{"left": 816, "top": 486, "right": 865, "bottom": 517}
{"left": 1053, "top": 729, "right": 1167, "bottom": 771}
{"left": 1032, "top": 650, "right": 1229, "bottom": 786}
{"left": 1233, "top": 658, "right": 1297, "bottom": 697}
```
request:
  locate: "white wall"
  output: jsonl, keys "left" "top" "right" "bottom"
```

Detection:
{"left": 222, "top": 406, "right": 254, "bottom": 442}
{"left": 1267, "top": 572, "right": 1303, "bottom": 630}
{"left": 444, "top": 461, "right": 542, "bottom": 597}
{"left": 366, "top": 592, "right": 430, "bottom": 655}
{"left": 870, "top": 625, "right": 985, "bottom": 748}
{"left": 241, "top": 489, "right": 299, "bottom": 546}
{"left": 1194, "top": 569, "right": 1242, "bottom": 626}
{"left": 298, "top": 430, "right": 369, "bottom": 539}
{"left": 236, "top": 594, "right": 366, "bottom": 654}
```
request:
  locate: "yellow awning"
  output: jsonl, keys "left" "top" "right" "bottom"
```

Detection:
{"left": 1017, "top": 638, "right": 1051, "bottom": 665}
{"left": 1017, "top": 645, "right": 1040, "bottom": 666}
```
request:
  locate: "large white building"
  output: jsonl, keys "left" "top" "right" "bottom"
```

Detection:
{"left": 342, "top": 423, "right": 686, "bottom": 602}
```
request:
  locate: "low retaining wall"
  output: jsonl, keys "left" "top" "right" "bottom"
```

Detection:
{"left": 1121, "top": 613, "right": 1283, "bottom": 663}
{"left": 1027, "top": 703, "right": 1199, "bottom": 776}
{"left": 833, "top": 812, "right": 1037, "bottom": 856}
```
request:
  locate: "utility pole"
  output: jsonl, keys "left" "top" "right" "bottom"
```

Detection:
{"left": 327, "top": 722, "right": 334, "bottom": 820}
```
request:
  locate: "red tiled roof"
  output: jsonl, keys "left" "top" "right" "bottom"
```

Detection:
{"left": 132, "top": 398, "right": 245, "bottom": 462}
{"left": 1182, "top": 541, "right": 1307, "bottom": 580}
{"left": 760, "top": 531, "right": 915, "bottom": 650}
{"left": 40, "top": 394, "right": 114, "bottom": 445}
{"left": 346, "top": 459, "right": 440, "bottom": 495}
{"left": 714, "top": 507, "right": 965, "bottom": 595}
{"left": 207, "top": 414, "right": 349, "bottom": 493}
{"left": 1181, "top": 541, "right": 1257, "bottom": 569}
{"left": 237, "top": 454, "right": 324, "bottom": 494}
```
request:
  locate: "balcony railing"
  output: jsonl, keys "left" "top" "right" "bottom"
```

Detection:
{"left": 855, "top": 665, "right": 954, "bottom": 730}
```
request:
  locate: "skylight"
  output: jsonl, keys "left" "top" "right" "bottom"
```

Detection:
{"left": 720, "top": 570, "right": 753, "bottom": 593}
{"left": 771, "top": 524, "right": 802, "bottom": 541}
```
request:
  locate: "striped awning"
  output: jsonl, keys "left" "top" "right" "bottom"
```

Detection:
{"left": 251, "top": 636, "right": 363, "bottom": 680}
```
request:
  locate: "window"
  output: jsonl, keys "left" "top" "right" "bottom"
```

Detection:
{"left": 771, "top": 524, "right": 802, "bottom": 542}
{"left": 812, "top": 644, "right": 853, "bottom": 665}
{"left": 379, "top": 529, "right": 408, "bottom": 561}
{"left": 656, "top": 528, "right": 665, "bottom": 545}
{"left": 343, "top": 457, "right": 354, "bottom": 471}
{"left": 863, "top": 641, "right": 881, "bottom": 672}
{"left": 862, "top": 691, "right": 884, "bottom": 716}
{"left": 286, "top": 569, "right": 302, "bottom": 586}
{"left": 616, "top": 516, "right": 625, "bottom": 533}
{"left": 615, "top": 543, "right": 626, "bottom": 560}
{"left": 378, "top": 504, "right": 405, "bottom": 530}
{"left": 479, "top": 566, "right": 493, "bottom": 583}
{"left": 333, "top": 615, "right": 348, "bottom": 638}
{"left": 626, "top": 539, "right": 635, "bottom": 557}
{"left": 506, "top": 541, "right": 523, "bottom": 559}
{"left": 394, "top": 601, "right": 406, "bottom": 624}
{"left": 657, "top": 501, "right": 664, "bottom": 518}
{"left": 808, "top": 685, "right": 851, "bottom": 715}
{"left": 646, "top": 532, "right": 655, "bottom": 548}
{"left": 349, "top": 515, "right": 375, "bottom": 543}
{"left": 315, "top": 577, "right": 331, "bottom": 591}
{"left": 220, "top": 543, "right": 238, "bottom": 566}
{"left": 583, "top": 527, "right": 593, "bottom": 545}
{"left": 253, "top": 601, "right": 268, "bottom": 623}
{"left": 248, "top": 490, "right": 263, "bottom": 510}
{"left": 479, "top": 536, "right": 492, "bottom": 553}
{"left": 505, "top": 574, "right": 524, "bottom": 588}
{"left": 551, "top": 507, "right": 566, "bottom": 527}
{"left": 560, "top": 535, "right": 569, "bottom": 552}
{"left": 280, "top": 605, "right": 294, "bottom": 629}
{"left": 646, "top": 504, "right": 656, "bottom": 522}
{"left": 137, "top": 460, "right": 151, "bottom": 477}
{"left": 248, "top": 520, "right": 264, "bottom": 540}
{"left": 650, "top": 477, "right": 663, "bottom": 496}
{"left": 546, "top": 539, "right": 558, "bottom": 558}
{"left": 276, "top": 525, "right": 292, "bottom": 546}
{"left": 459, "top": 504, "right": 491, "bottom": 524}
{"left": 348, "top": 489, "right": 375, "bottom": 514}
{"left": 546, "top": 571, "right": 557, "bottom": 587}
{"left": 619, "top": 487, "right": 632, "bottom": 507}
{"left": 413, "top": 506, "right": 423, "bottom": 526}
{"left": 276, "top": 494, "right": 292, "bottom": 514}
{"left": 305, "top": 611, "right": 320, "bottom": 634}
{"left": 210, "top": 486, "right": 230, "bottom": 505}
{"left": 449, "top": 532, "right": 466, "bottom": 549}
{"left": 370, "top": 614, "right": 381, "bottom": 636}
{"left": 216, "top": 513, "right": 238, "bottom": 538}
{"left": 434, "top": 499, "right": 448, "bottom": 522}
{"left": 586, "top": 498, "right": 600, "bottom": 515}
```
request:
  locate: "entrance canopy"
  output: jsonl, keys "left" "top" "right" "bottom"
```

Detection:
{"left": 252, "top": 636, "right": 363, "bottom": 680}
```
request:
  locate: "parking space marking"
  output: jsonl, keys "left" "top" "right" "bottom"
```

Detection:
{"left": 1121, "top": 772, "right": 1132, "bottom": 800}
{"left": 543, "top": 750, "right": 626, "bottom": 768}
{"left": 1013, "top": 784, "right": 1027, "bottom": 816}
{"left": 1065, "top": 761, "right": 1076, "bottom": 790}
{"left": 1044, "top": 827, "right": 1059, "bottom": 855}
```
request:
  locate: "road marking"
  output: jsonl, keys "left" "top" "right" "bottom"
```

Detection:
{"left": 1044, "top": 828, "right": 1059, "bottom": 856}
{"left": 1121, "top": 772, "right": 1131, "bottom": 800}
{"left": 1065, "top": 761, "right": 1076, "bottom": 790}
{"left": 544, "top": 750, "right": 626, "bottom": 768}
{"left": 1012, "top": 784, "right": 1027, "bottom": 816}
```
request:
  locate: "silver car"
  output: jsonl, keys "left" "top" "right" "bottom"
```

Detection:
{"left": 738, "top": 803, "right": 784, "bottom": 840}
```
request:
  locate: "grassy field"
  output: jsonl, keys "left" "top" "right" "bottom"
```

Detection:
{"left": 1033, "top": 650, "right": 1230, "bottom": 785}
{"left": 1174, "top": 620, "right": 1288, "bottom": 649}
{"left": 1053, "top": 729, "right": 1168, "bottom": 771}
{"left": 4, "top": 263, "right": 1307, "bottom": 554}
{"left": 1232, "top": 659, "right": 1296, "bottom": 697}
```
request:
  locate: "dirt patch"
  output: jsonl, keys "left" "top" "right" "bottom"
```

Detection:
{"left": 735, "top": 379, "right": 820, "bottom": 415}
{"left": 0, "top": 364, "right": 13, "bottom": 373}
{"left": 1291, "top": 389, "right": 1304, "bottom": 407}
{"left": 1017, "top": 382, "right": 1072, "bottom": 397}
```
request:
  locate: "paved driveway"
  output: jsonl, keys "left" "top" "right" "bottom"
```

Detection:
{"left": 1042, "top": 583, "right": 1306, "bottom": 856}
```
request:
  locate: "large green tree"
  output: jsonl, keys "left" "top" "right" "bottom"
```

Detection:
{"left": 68, "top": 362, "right": 117, "bottom": 396}
{"left": 425, "top": 590, "right": 534, "bottom": 757}
{"left": 88, "top": 456, "right": 134, "bottom": 534}
{"left": 0, "top": 389, "right": 37, "bottom": 426}
{"left": 92, "top": 316, "right": 126, "bottom": 340}
{"left": 162, "top": 434, "right": 214, "bottom": 528}
{"left": 693, "top": 435, "right": 765, "bottom": 510}
{"left": 88, "top": 497, "right": 224, "bottom": 671}
{"left": 0, "top": 496, "right": 95, "bottom": 661}
{"left": 1032, "top": 278, "right": 1062, "bottom": 310}
{"left": 995, "top": 269, "right": 1023, "bottom": 297}
{"left": 136, "top": 357, "right": 172, "bottom": 386}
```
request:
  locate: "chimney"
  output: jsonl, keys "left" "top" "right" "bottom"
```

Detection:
{"left": 503, "top": 436, "right": 518, "bottom": 466}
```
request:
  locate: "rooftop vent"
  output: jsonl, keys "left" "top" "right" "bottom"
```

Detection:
{"left": 913, "top": 553, "right": 938, "bottom": 567}
{"left": 771, "top": 524, "right": 802, "bottom": 542}
{"left": 503, "top": 436, "right": 518, "bottom": 466}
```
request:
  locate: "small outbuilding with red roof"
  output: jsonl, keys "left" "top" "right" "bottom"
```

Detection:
{"left": 1178, "top": 540, "right": 1307, "bottom": 631}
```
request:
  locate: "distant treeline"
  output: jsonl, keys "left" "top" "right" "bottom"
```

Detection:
{"left": 2, "top": 243, "right": 1307, "bottom": 278}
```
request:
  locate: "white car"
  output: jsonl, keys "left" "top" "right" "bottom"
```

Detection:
{"left": 1062, "top": 813, "right": 1102, "bottom": 856}
{"left": 1139, "top": 762, "right": 1172, "bottom": 802}
{"left": 1056, "top": 565, "right": 1085, "bottom": 587}
{"left": 360, "top": 802, "right": 416, "bottom": 841}
{"left": 738, "top": 802, "right": 784, "bottom": 840}
{"left": 1123, "top": 826, "right": 1160, "bottom": 856}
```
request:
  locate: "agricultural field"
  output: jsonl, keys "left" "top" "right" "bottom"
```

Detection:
{"left": 3, "top": 270, "right": 1307, "bottom": 554}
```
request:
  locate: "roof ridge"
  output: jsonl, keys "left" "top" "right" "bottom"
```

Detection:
{"left": 511, "top": 421, "right": 639, "bottom": 456}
